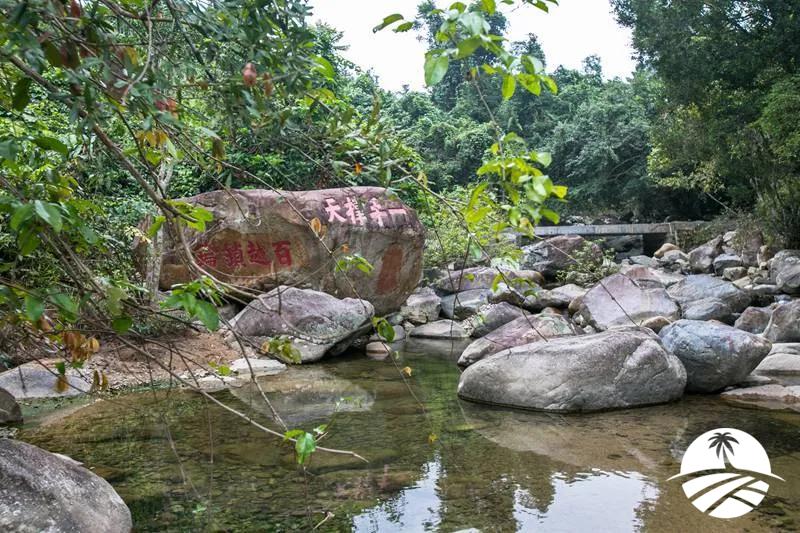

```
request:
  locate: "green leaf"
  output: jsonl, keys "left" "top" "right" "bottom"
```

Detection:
{"left": 501, "top": 74, "right": 516, "bottom": 100}
{"left": 541, "top": 208, "right": 560, "bottom": 224}
{"left": 394, "top": 21, "right": 414, "bottom": 32}
{"left": 283, "top": 429, "right": 304, "bottom": 441}
{"left": 17, "top": 225, "right": 41, "bottom": 256}
{"left": 55, "top": 361, "right": 66, "bottom": 376}
{"left": 147, "top": 216, "right": 166, "bottom": 238}
{"left": 42, "top": 41, "right": 63, "bottom": 67}
{"left": 24, "top": 294, "right": 45, "bottom": 322}
{"left": 294, "top": 432, "right": 316, "bottom": 464}
{"left": 517, "top": 73, "right": 541, "bottom": 96}
{"left": 459, "top": 12, "right": 486, "bottom": 35}
{"left": 481, "top": 0, "right": 496, "bottom": 14}
{"left": 312, "top": 55, "right": 335, "bottom": 80}
{"left": 9, "top": 203, "right": 34, "bottom": 231}
{"left": 536, "top": 151, "right": 552, "bottom": 167}
{"left": 112, "top": 316, "right": 133, "bottom": 333}
{"left": 424, "top": 54, "right": 450, "bottom": 86}
{"left": 373, "top": 13, "right": 404, "bottom": 33}
{"left": 32, "top": 136, "right": 68, "bottom": 155}
{"left": 194, "top": 300, "right": 219, "bottom": 331}
{"left": 552, "top": 185, "right": 568, "bottom": 199}
{"left": 34, "top": 200, "right": 63, "bottom": 232}
{"left": 50, "top": 293, "right": 79, "bottom": 322}
{"left": 456, "top": 37, "right": 482, "bottom": 59}
{"left": 12, "top": 78, "right": 32, "bottom": 111}
{"left": 372, "top": 317, "right": 395, "bottom": 342}
{"left": 542, "top": 76, "right": 558, "bottom": 94}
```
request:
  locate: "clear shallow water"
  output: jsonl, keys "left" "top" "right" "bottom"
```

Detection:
{"left": 18, "top": 341, "right": 800, "bottom": 532}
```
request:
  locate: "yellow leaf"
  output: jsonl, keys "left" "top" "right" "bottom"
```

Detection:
{"left": 55, "top": 374, "right": 69, "bottom": 393}
{"left": 101, "top": 372, "right": 109, "bottom": 391}
{"left": 87, "top": 337, "right": 100, "bottom": 353}
{"left": 354, "top": 162, "right": 363, "bottom": 174}
{"left": 402, "top": 366, "right": 412, "bottom": 377}
{"left": 428, "top": 433, "right": 438, "bottom": 444}
{"left": 309, "top": 217, "right": 323, "bottom": 236}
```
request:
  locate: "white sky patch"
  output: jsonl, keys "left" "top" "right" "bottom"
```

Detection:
{"left": 308, "top": 0, "right": 637, "bottom": 92}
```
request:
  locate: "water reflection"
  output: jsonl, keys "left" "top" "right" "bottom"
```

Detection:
{"left": 16, "top": 345, "right": 800, "bottom": 532}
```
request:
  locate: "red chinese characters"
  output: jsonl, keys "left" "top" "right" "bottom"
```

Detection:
{"left": 193, "top": 240, "right": 294, "bottom": 272}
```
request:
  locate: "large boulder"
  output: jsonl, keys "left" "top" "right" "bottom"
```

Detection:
{"left": 466, "top": 303, "right": 529, "bottom": 338}
{"left": 229, "top": 286, "right": 374, "bottom": 363}
{"left": 149, "top": 187, "right": 424, "bottom": 314}
{"left": 576, "top": 271, "right": 679, "bottom": 331}
{"left": 458, "top": 328, "right": 686, "bottom": 412}
{"left": 0, "top": 439, "right": 132, "bottom": 532}
{"left": 440, "top": 289, "right": 491, "bottom": 320}
{"left": 659, "top": 319, "right": 772, "bottom": 393}
{"left": 667, "top": 274, "right": 751, "bottom": 322}
{"left": 712, "top": 253, "right": 743, "bottom": 274}
{"left": 734, "top": 305, "right": 774, "bottom": 334}
{"left": 770, "top": 250, "right": 800, "bottom": 295}
{"left": 0, "top": 387, "right": 22, "bottom": 424}
{"left": 458, "top": 313, "right": 579, "bottom": 367}
{"left": 688, "top": 236, "right": 723, "bottom": 273}
{"left": 432, "top": 266, "right": 542, "bottom": 294}
{"left": 399, "top": 287, "right": 441, "bottom": 325}
{"left": 521, "top": 235, "right": 602, "bottom": 279}
{"left": 0, "top": 365, "right": 91, "bottom": 400}
{"left": 763, "top": 300, "right": 800, "bottom": 342}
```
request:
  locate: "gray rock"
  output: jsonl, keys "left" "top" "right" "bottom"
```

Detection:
{"left": 576, "top": 272, "right": 679, "bottom": 331}
{"left": 229, "top": 357, "right": 287, "bottom": 378}
{"left": 763, "top": 300, "right": 800, "bottom": 342}
{"left": 433, "top": 267, "right": 542, "bottom": 294}
{"left": 0, "top": 365, "right": 91, "bottom": 400}
{"left": 365, "top": 341, "right": 392, "bottom": 360}
{"left": 528, "top": 284, "right": 587, "bottom": 310}
{"left": 721, "top": 384, "right": 800, "bottom": 412}
{"left": 458, "top": 314, "right": 579, "bottom": 367}
{"left": 723, "top": 266, "right": 747, "bottom": 281}
{"left": 230, "top": 286, "right": 374, "bottom": 363}
{"left": 688, "top": 236, "right": 723, "bottom": 273}
{"left": 628, "top": 255, "right": 658, "bottom": 268}
{"left": 521, "top": 235, "right": 602, "bottom": 279}
{"left": 734, "top": 305, "right": 774, "bottom": 334}
{"left": 400, "top": 287, "right": 441, "bottom": 325}
{"left": 458, "top": 328, "right": 686, "bottom": 412}
{"left": 667, "top": 274, "right": 751, "bottom": 322}
{"left": 440, "top": 289, "right": 491, "bottom": 320}
{"left": 754, "top": 343, "right": 800, "bottom": 374}
{"left": 713, "top": 253, "right": 743, "bottom": 274}
{"left": 467, "top": 303, "right": 529, "bottom": 338}
{"left": 0, "top": 387, "right": 22, "bottom": 424}
{"left": 659, "top": 319, "right": 772, "bottom": 393}
{"left": 770, "top": 250, "right": 800, "bottom": 294}
{"left": 0, "top": 439, "right": 132, "bottom": 532}
{"left": 408, "top": 319, "right": 469, "bottom": 339}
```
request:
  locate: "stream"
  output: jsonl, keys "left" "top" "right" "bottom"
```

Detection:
{"left": 17, "top": 340, "right": 800, "bottom": 532}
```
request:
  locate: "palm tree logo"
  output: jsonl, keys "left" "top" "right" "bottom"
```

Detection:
{"left": 708, "top": 431, "right": 738, "bottom": 468}
{"left": 669, "top": 428, "right": 783, "bottom": 519}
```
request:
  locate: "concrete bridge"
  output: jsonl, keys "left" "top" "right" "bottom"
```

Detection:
{"left": 529, "top": 221, "right": 705, "bottom": 255}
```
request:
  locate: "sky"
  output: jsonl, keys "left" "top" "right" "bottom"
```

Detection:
{"left": 308, "top": 0, "right": 637, "bottom": 92}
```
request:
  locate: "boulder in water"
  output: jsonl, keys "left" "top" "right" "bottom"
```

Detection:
{"left": 229, "top": 286, "right": 373, "bottom": 363}
{"left": 659, "top": 319, "right": 772, "bottom": 393}
{"left": 458, "top": 327, "right": 686, "bottom": 412}
{"left": 0, "top": 439, "right": 132, "bottom": 533}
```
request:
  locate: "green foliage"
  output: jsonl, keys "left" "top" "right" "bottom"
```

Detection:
{"left": 613, "top": 0, "right": 800, "bottom": 245}
{"left": 260, "top": 336, "right": 302, "bottom": 364}
{"left": 160, "top": 278, "right": 223, "bottom": 331}
{"left": 556, "top": 242, "right": 619, "bottom": 286}
{"left": 417, "top": 187, "right": 517, "bottom": 268}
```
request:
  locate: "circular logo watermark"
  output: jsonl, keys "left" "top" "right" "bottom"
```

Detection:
{"left": 669, "top": 428, "right": 783, "bottom": 519}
